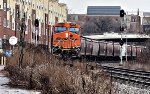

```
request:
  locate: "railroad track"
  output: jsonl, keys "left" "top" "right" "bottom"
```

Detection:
{"left": 102, "top": 66, "right": 150, "bottom": 86}
{"left": 51, "top": 55, "right": 150, "bottom": 86}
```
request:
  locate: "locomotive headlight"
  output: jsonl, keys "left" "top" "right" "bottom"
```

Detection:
{"left": 65, "top": 33, "right": 68, "bottom": 38}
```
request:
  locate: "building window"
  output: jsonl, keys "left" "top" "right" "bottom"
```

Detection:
{"left": 45, "top": 18, "right": 47, "bottom": 23}
{"left": 32, "top": 32, "right": 34, "bottom": 39}
{"left": 25, "top": 25, "right": 28, "bottom": 32}
{"left": 28, "top": 25, "right": 30, "bottom": 32}
{"left": 55, "top": 17, "right": 58, "bottom": 23}
{"left": 7, "top": 20, "right": 10, "bottom": 28}
{"left": 46, "top": 29, "right": 47, "bottom": 35}
{"left": 43, "top": 29, "right": 45, "bottom": 35}
{"left": 132, "top": 18, "right": 136, "bottom": 22}
{"left": 3, "top": 18, "right": 6, "bottom": 27}
{"left": 75, "top": 15, "right": 78, "bottom": 21}
{"left": 3, "top": 3, "right": 7, "bottom": 11}
{"left": 13, "top": 9, "right": 15, "bottom": 16}
{"left": 12, "top": 23, "right": 14, "bottom": 30}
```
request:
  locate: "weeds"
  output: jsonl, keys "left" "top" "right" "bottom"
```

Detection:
{"left": 124, "top": 46, "right": 150, "bottom": 71}
{"left": 5, "top": 44, "right": 111, "bottom": 94}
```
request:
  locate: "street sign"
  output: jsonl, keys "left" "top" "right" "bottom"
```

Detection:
{"left": 9, "top": 36, "right": 18, "bottom": 45}
{"left": 3, "top": 49, "right": 12, "bottom": 57}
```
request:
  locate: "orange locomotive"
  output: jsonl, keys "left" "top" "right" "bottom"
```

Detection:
{"left": 52, "top": 22, "right": 81, "bottom": 56}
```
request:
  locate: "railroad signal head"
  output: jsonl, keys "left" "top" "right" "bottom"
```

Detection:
{"left": 34, "top": 19, "right": 39, "bottom": 27}
{"left": 119, "top": 40, "right": 124, "bottom": 46}
{"left": 120, "top": 9, "right": 125, "bottom": 17}
{"left": 16, "top": 9, "right": 20, "bottom": 18}
{"left": 120, "top": 26, "right": 124, "bottom": 31}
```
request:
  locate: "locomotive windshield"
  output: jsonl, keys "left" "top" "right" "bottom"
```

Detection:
{"left": 54, "top": 27, "right": 66, "bottom": 33}
{"left": 68, "top": 27, "right": 79, "bottom": 33}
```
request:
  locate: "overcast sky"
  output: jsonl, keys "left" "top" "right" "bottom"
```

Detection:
{"left": 59, "top": 0, "right": 150, "bottom": 14}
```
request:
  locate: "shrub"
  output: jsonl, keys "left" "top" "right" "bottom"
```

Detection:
{"left": 5, "top": 44, "right": 111, "bottom": 94}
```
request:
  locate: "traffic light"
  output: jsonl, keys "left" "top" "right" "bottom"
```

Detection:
{"left": 119, "top": 40, "right": 124, "bottom": 46}
{"left": 120, "top": 9, "right": 125, "bottom": 17}
{"left": 34, "top": 19, "right": 39, "bottom": 27}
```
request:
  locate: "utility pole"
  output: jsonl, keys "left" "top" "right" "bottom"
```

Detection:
{"left": 18, "top": 2, "right": 26, "bottom": 68}
{"left": 120, "top": 35, "right": 124, "bottom": 65}
{"left": 18, "top": 13, "right": 26, "bottom": 68}
{"left": 48, "top": 0, "right": 50, "bottom": 52}
{"left": 125, "top": 34, "right": 127, "bottom": 62}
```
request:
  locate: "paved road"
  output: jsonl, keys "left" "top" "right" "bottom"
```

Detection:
{"left": 0, "top": 66, "right": 41, "bottom": 94}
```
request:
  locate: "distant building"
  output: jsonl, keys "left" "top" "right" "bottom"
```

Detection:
{"left": 125, "top": 14, "right": 141, "bottom": 33}
{"left": 67, "top": 14, "right": 86, "bottom": 26}
{"left": 142, "top": 12, "right": 150, "bottom": 33}
{"left": 87, "top": 6, "right": 121, "bottom": 15}
{"left": 68, "top": 6, "right": 141, "bottom": 34}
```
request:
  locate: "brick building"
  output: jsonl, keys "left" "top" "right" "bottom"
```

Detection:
{"left": 0, "top": 0, "right": 67, "bottom": 50}
{"left": 142, "top": 12, "right": 150, "bottom": 33}
{"left": 125, "top": 14, "right": 141, "bottom": 33}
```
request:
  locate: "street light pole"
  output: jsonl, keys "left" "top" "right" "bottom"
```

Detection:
{"left": 120, "top": 34, "right": 123, "bottom": 65}
{"left": 126, "top": 34, "right": 127, "bottom": 62}
{"left": 2, "top": 35, "right": 7, "bottom": 65}
{"left": 18, "top": 2, "right": 26, "bottom": 68}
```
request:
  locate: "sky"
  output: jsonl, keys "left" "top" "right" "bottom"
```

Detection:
{"left": 59, "top": 0, "right": 150, "bottom": 14}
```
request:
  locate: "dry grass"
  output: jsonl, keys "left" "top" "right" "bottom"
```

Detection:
{"left": 5, "top": 44, "right": 111, "bottom": 94}
{"left": 124, "top": 49, "right": 150, "bottom": 71}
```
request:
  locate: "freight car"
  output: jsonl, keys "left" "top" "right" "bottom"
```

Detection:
{"left": 51, "top": 22, "right": 143, "bottom": 60}
{"left": 80, "top": 38, "right": 143, "bottom": 61}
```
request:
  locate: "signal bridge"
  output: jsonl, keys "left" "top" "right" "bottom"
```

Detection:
{"left": 82, "top": 32, "right": 150, "bottom": 42}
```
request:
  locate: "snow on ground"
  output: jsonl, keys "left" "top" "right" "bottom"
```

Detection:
{"left": 114, "top": 82, "right": 150, "bottom": 94}
{"left": 0, "top": 65, "right": 41, "bottom": 94}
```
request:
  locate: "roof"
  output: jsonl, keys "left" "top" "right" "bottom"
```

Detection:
{"left": 87, "top": 6, "right": 121, "bottom": 15}
{"left": 82, "top": 32, "right": 150, "bottom": 40}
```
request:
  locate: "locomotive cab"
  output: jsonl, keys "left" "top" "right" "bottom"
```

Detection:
{"left": 52, "top": 22, "right": 81, "bottom": 56}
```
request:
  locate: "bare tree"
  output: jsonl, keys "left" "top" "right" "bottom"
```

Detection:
{"left": 83, "top": 16, "right": 121, "bottom": 35}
